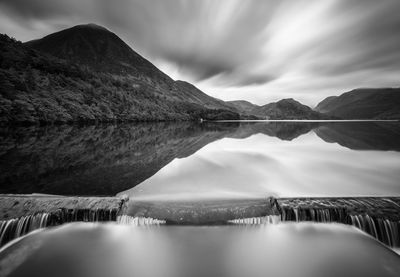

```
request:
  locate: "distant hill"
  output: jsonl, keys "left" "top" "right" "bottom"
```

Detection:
{"left": 0, "top": 24, "right": 239, "bottom": 124}
{"left": 259, "top": 98, "right": 327, "bottom": 119}
{"left": 315, "top": 88, "right": 400, "bottom": 119}
{"left": 227, "top": 98, "right": 327, "bottom": 119}
{"left": 226, "top": 100, "right": 261, "bottom": 117}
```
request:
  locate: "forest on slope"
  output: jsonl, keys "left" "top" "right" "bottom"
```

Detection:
{"left": 0, "top": 27, "right": 239, "bottom": 124}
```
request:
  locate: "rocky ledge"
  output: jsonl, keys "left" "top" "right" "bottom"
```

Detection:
{"left": 0, "top": 194, "right": 128, "bottom": 220}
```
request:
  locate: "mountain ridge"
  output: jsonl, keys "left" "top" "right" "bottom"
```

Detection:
{"left": 24, "top": 23, "right": 233, "bottom": 110}
{"left": 315, "top": 88, "right": 400, "bottom": 119}
{"left": 228, "top": 98, "right": 329, "bottom": 119}
{"left": 24, "top": 23, "right": 163, "bottom": 77}
{"left": 0, "top": 24, "right": 240, "bottom": 123}
{"left": 1, "top": 23, "right": 399, "bottom": 123}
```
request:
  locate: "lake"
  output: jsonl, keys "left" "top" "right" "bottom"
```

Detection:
{"left": 1, "top": 121, "right": 400, "bottom": 276}
{"left": 1, "top": 121, "right": 400, "bottom": 198}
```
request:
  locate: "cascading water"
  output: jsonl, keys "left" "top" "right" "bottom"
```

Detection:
{"left": 228, "top": 215, "right": 281, "bottom": 225}
{"left": 0, "top": 213, "right": 50, "bottom": 247}
{"left": 281, "top": 207, "right": 348, "bottom": 223}
{"left": 349, "top": 214, "right": 400, "bottom": 247}
{"left": 2, "top": 197, "right": 399, "bottom": 250}
{"left": 225, "top": 198, "right": 400, "bottom": 248}
{"left": 274, "top": 197, "right": 400, "bottom": 248}
{"left": 279, "top": 206, "right": 400, "bottom": 247}
{"left": 117, "top": 215, "right": 166, "bottom": 225}
{"left": 0, "top": 208, "right": 120, "bottom": 247}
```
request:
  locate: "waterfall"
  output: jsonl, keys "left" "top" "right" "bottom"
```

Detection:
{"left": 0, "top": 213, "right": 50, "bottom": 247}
{"left": 117, "top": 215, "right": 166, "bottom": 226}
{"left": 0, "top": 208, "right": 120, "bottom": 247}
{"left": 281, "top": 207, "right": 348, "bottom": 223}
{"left": 350, "top": 215, "right": 400, "bottom": 247}
{"left": 228, "top": 215, "right": 281, "bottom": 225}
{"left": 49, "top": 208, "right": 119, "bottom": 224}
{"left": 280, "top": 206, "right": 400, "bottom": 247}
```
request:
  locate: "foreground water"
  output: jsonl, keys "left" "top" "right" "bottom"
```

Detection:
{"left": 1, "top": 222, "right": 399, "bottom": 277}
{"left": 1, "top": 121, "right": 400, "bottom": 197}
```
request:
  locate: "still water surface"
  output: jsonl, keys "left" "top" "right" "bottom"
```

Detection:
{"left": 1, "top": 223, "right": 399, "bottom": 277}
{"left": 1, "top": 121, "right": 399, "bottom": 198}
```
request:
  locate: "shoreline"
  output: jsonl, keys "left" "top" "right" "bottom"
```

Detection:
{"left": 214, "top": 119, "right": 400, "bottom": 123}
{"left": 1, "top": 119, "right": 399, "bottom": 127}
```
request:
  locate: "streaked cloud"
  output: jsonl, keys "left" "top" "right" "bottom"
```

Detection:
{"left": 0, "top": 0, "right": 399, "bottom": 105}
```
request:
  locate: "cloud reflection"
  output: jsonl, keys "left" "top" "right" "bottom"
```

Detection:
{"left": 124, "top": 131, "right": 400, "bottom": 200}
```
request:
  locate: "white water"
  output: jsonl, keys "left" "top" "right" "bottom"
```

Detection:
{"left": 228, "top": 215, "right": 281, "bottom": 225}
{"left": 0, "top": 213, "right": 49, "bottom": 247}
{"left": 0, "top": 208, "right": 119, "bottom": 247}
{"left": 117, "top": 215, "right": 166, "bottom": 225}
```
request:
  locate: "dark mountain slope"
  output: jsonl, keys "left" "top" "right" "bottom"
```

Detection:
{"left": 25, "top": 24, "right": 162, "bottom": 77}
{"left": 24, "top": 24, "right": 235, "bottom": 112}
{"left": 174, "top": 80, "right": 234, "bottom": 110}
{"left": 315, "top": 88, "right": 400, "bottom": 119}
{"left": 0, "top": 25, "right": 239, "bottom": 124}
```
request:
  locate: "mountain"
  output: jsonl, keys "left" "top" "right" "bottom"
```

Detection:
{"left": 227, "top": 98, "right": 328, "bottom": 119}
{"left": 226, "top": 100, "right": 261, "bottom": 117}
{"left": 25, "top": 24, "right": 163, "bottom": 77}
{"left": 175, "top": 80, "right": 234, "bottom": 111}
{"left": 258, "top": 98, "right": 327, "bottom": 119}
{"left": 0, "top": 24, "right": 239, "bottom": 124}
{"left": 315, "top": 88, "right": 400, "bottom": 119}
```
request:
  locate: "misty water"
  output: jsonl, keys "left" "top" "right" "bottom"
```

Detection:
{"left": 1, "top": 223, "right": 400, "bottom": 277}
{"left": 1, "top": 121, "right": 400, "bottom": 276}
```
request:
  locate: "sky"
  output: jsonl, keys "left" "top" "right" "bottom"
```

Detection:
{"left": 0, "top": 0, "right": 399, "bottom": 106}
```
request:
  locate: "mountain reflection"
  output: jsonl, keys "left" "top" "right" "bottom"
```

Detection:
{"left": 0, "top": 121, "right": 399, "bottom": 196}
{"left": 0, "top": 123, "right": 238, "bottom": 195}
{"left": 315, "top": 122, "right": 400, "bottom": 151}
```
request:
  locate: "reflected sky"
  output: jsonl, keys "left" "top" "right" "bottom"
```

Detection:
{"left": 122, "top": 126, "right": 400, "bottom": 200}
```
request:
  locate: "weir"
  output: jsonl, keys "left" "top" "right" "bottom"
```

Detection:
{"left": 276, "top": 197, "right": 400, "bottom": 247}
{"left": 0, "top": 195, "right": 126, "bottom": 247}
{"left": 1, "top": 196, "right": 400, "bottom": 249}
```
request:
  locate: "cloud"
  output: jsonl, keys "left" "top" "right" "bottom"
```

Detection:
{"left": 0, "top": 0, "right": 399, "bottom": 105}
